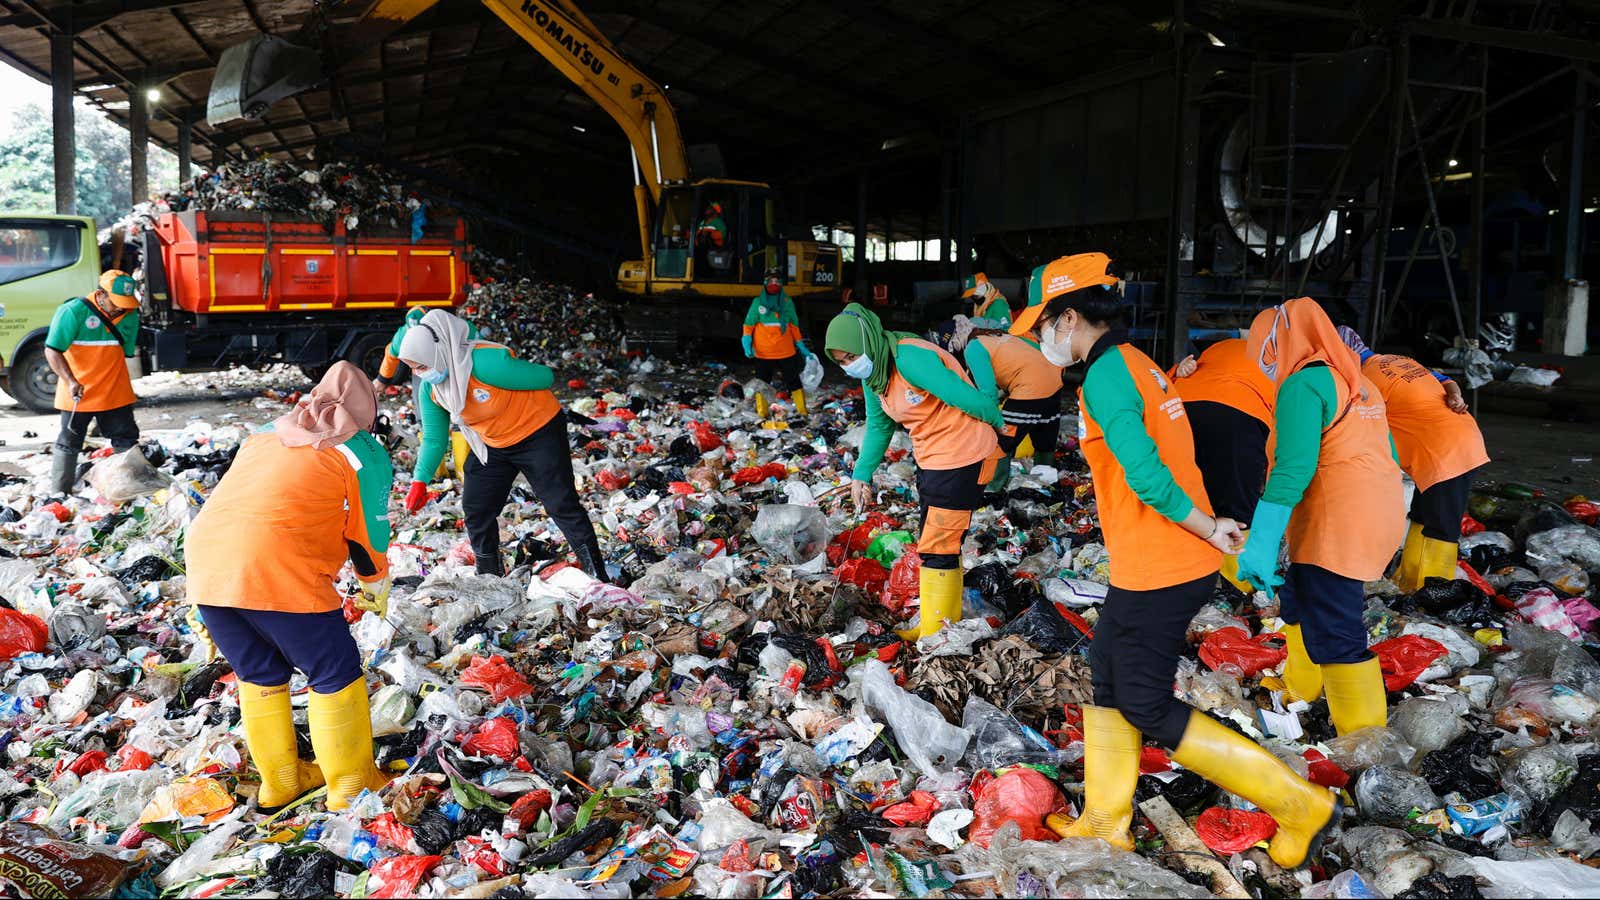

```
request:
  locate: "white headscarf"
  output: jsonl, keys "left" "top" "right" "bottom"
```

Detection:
{"left": 398, "top": 309, "right": 490, "bottom": 463}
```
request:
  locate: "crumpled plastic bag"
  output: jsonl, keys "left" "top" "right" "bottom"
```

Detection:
{"left": 952, "top": 821, "right": 1209, "bottom": 897}
{"left": 1371, "top": 634, "right": 1450, "bottom": 690}
{"left": 998, "top": 598, "right": 1088, "bottom": 655}
{"left": 880, "top": 549, "right": 921, "bottom": 618}
{"left": 800, "top": 353, "right": 824, "bottom": 394}
{"left": 460, "top": 655, "right": 534, "bottom": 702}
{"left": 1198, "top": 627, "right": 1286, "bottom": 676}
{"left": 857, "top": 658, "right": 970, "bottom": 776}
{"left": 968, "top": 767, "right": 1067, "bottom": 848}
{"left": 1194, "top": 806, "right": 1277, "bottom": 854}
{"left": 89, "top": 447, "right": 171, "bottom": 503}
{"left": 0, "top": 609, "right": 49, "bottom": 659}
{"left": 753, "top": 504, "right": 831, "bottom": 564}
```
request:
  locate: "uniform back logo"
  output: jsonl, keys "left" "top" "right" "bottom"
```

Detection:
{"left": 472, "top": 388, "right": 491, "bottom": 403}
{"left": 85, "top": 315, "right": 101, "bottom": 330}
{"left": 904, "top": 389, "right": 925, "bottom": 406}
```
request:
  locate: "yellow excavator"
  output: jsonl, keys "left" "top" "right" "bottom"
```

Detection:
{"left": 208, "top": 0, "right": 842, "bottom": 304}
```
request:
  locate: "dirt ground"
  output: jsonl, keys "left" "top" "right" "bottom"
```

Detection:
{"left": 2, "top": 370, "right": 1594, "bottom": 504}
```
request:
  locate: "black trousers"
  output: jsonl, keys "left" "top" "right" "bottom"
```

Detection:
{"left": 754, "top": 355, "right": 803, "bottom": 391}
{"left": 1411, "top": 469, "right": 1475, "bottom": 542}
{"left": 55, "top": 404, "right": 140, "bottom": 454}
{"left": 1185, "top": 400, "right": 1269, "bottom": 524}
{"left": 1090, "top": 572, "right": 1215, "bottom": 748}
{"left": 915, "top": 459, "right": 989, "bottom": 570}
{"left": 1279, "top": 562, "right": 1369, "bottom": 665}
{"left": 998, "top": 393, "right": 1063, "bottom": 459}
{"left": 462, "top": 414, "right": 600, "bottom": 576}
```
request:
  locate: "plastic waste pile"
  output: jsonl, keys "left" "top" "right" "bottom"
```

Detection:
{"left": 5, "top": 330, "right": 1600, "bottom": 896}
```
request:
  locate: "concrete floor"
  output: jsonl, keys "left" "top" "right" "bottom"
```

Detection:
{"left": 1477, "top": 411, "right": 1600, "bottom": 500}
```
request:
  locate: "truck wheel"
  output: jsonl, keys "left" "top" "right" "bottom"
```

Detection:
{"left": 2, "top": 343, "right": 58, "bottom": 414}
{"left": 344, "top": 332, "right": 391, "bottom": 378}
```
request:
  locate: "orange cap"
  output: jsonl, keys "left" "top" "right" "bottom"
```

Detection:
{"left": 960, "top": 272, "right": 989, "bottom": 299}
{"left": 99, "top": 270, "right": 139, "bottom": 309}
{"left": 1010, "top": 252, "right": 1118, "bottom": 336}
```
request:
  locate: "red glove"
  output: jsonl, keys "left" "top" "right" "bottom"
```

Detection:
{"left": 404, "top": 480, "right": 429, "bottom": 514}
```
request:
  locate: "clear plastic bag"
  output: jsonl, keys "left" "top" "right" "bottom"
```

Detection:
{"left": 1324, "top": 726, "right": 1415, "bottom": 774}
{"left": 752, "top": 504, "right": 832, "bottom": 564}
{"left": 857, "top": 658, "right": 970, "bottom": 776}
{"left": 961, "top": 697, "right": 1064, "bottom": 769}
{"left": 951, "top": 821, "right": 1210, "bottom": 898}
{"left": 1526, "top": 524, "right": 1600, "bottom": 571}
{"left": 1389, "top": 694, "right": 1469, "bottom": 755}
{"left": 89, "top": 447, "right": 170, "bottom": 503}
{"left": 800, "top": 353, "right": 823, "bottom": 394}
{"left": 1353, "top": 766, "right": 1441, "bottom": 824}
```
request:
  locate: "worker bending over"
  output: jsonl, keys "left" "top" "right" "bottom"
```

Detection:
{"left": 1032, "top": 259, "right": 1337, "bottom": 868}
{"left": 373, "top": 305, "right": 477, "bottom": 480}
{"left": 44, "top": 270, "right": 142, "bottom": 495}
{"left": 399, "top": 310, "right": 608, "bottom": 580}
{"left": 741, "top": 270, "right": 813, "bottom": 418}
{"left": 184, "top": 363, "right": 392, "bottom": 812}
{"left": 1171, "top": 338, "right": 1277, "bottom": 591}
{"left": 962, "top": 273, "right": 1012, "bottom": 331}
{"left": 961, "top": 268, "right": 1069, "bottom": 491}
{"left": 1235, "top": 299, "right": 1405, "bottom": 732}
{"left": 825, "top": 303, "right": 1004, "bottom": 641}
{"left": 1338, "top": 327, "right": 1488, "bottom": 593}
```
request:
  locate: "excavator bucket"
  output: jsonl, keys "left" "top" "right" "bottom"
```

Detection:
{"left": 207, "top": 35, "right": 324, "bottom": 126}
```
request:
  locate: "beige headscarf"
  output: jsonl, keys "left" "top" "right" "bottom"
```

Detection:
{"left": 398, "top": 309, "right": 489, "bottom": 463}
{"left": 275, "top": 360, "right": 377, "bottom": 450}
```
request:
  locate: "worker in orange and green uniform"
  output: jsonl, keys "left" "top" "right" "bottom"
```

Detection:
{"left": 183, "top": 362, "right": 392, "bottom": 812}
{"left": 373, "top": 306, "right": 477, "bottom": 479}
{"left": 1338, "top": 326, "right": 1488, "bottom": 593}
{"left": 962, "top": 272, "right": 1012, "bottom": 331}
{"left": 825, "top": 303, "right": 1005, "bottom": 641}
{"left": 1031, "top": 254, "right": 1337, "bottom": 868}
{"left": 742, "top": 270, "right": 813, "bottom": 418}
{"left": 1170, "top": 338, "right": 1278, "bottom": 592}
{"left": 963, "top": 311, "right": 1063, "bottom": 492}
{"left": 1235, "top": 299, "right": 1406, "bottom": 732}
{"left": 398, "top": 310, "right": 608, "bottom": 580}
{"left": 44, "top": 270, "right": 142, "bottom": 495}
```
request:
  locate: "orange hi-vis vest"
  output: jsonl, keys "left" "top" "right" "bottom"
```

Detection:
{"left": 459, "top": 341, "right": 560, "bottom": 447}
{"left": 1288, "top": 373, "right": 1407, "bottom": 580}
{"left": 1174, "top": 338, "right": 1275, "bottom": 426}
{"left": 1079, "top": 343, "right": 1220, "bottom": 591}
{"left": 1362, "top": 354, "right": 1489, "bottom": 492}
{"left": 876, "top": 338, "right": 999, "bottom": 472}
{"left": 975, "top": 335, "right": 1062, "bottom": 401}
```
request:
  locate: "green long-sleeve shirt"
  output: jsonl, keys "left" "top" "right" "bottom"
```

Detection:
{"left": 1081, "top": 342, "right": 1197, "bottom": 522}
{"left": 964, "top": 339, "right": 1000, "bottom": 402}
{"left": 412, "top": 346, "right": 555, "bottom": 481}
{"left": 971, "top": 291, "right": 1012, "bottom": 331}
{"left": 1260, "top": 365, "right": 1399, "bottom": 507}
{"left": 853, "top": 342, "right": 1004, "bottom": 482}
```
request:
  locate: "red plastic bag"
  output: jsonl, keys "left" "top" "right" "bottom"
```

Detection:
{"left": 882, "top": 790, "right": 939, "bottom": 827}
{"left": 0, "top": 609, "right": 48, "bottom": 659}
{"left": 67, "top": 750, "right": 108, "bottom": 776}
{"left": 596, "top": 469, "right": 631, "bottom": 490}
{"left": 40, "top": 502, "right": 71, "bottom": 522}
{"left": 689, "top": 421, "right": 722, "bottom": 452}
{"left": 1371, "top": 635, "right": 1449, "bottom": 691}
{"left": 368, "top": 855, "right": 442, "bottom": 899}
{"left": 460, "top": 655, "right": 534, "bottom": 702}
{"left": 1139, "top": 747, "right": 1172, "bottom": 774}
{"left": 506, "top": 789, "right": 553, "bottom": 830}
{"left": 366, "top": 812, "right": 416, "bottom": 851}
{"left": 1303, "top": 748, "right": 1349, "bottom": 789}
{"left": 837, "top": 558, "right": 889, "bottom": 593}
{"left": 880, "top": 550, "right": 922, "bottom": 619}
{"left": 114, "top": 746, "right": 153, "bottom": 772}
{"left": 1194, "top": 807, "right": 1278, "bottom": 854}
{"left": 1197, "top": 628, "right": 1286, "bottom": 677}
{"left": 1460, "top": 514, "right": 1486, "bottom": 536}
{"left": 462, "top": 716, "right": 520, "bottom": 760}
{"left": 731, "top": 462, "right": 787, "bottom": 485}
{"left": 968, "top": 768, "right": 1067, "bottom": 848}
{"left": 1564, "top": 498, "right": 1600, "bottom": 526}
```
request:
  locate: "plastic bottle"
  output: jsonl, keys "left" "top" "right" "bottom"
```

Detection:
{"left": 310, "top": 818, "right": 389, "bottom": 866}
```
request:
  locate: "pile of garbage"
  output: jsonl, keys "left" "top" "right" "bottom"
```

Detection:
{"left": 5, "top": 327, "right": 1600, "bottom": 897}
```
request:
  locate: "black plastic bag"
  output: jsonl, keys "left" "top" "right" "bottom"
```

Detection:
{"left": 1394, "top": 873, "right": 1486, "bottom": 899}
{"left": 1418, "top": 732, "right": 1501, "bottom": 799}
{"left": 1412, "top": 578, "right": 1479, "bottom": 615}
{"left": 115, "top": 555, "right": 180, "bottom": 587}
{"left": 261, "top": 849, "right": 343, "bottom": 899}
{"left": 999, "top": 598, "right": 1086, "bottom": 654}
{"left": 1134, "top": 770, "right": 1217, "bottom": 815}
{"left": 523, "top": 819, "right": 620, "bottom": 868}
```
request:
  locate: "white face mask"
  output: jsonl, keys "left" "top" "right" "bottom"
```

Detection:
{"left": 1040, "top": 316, "right": 1078, "bottom": 367}
{"left": 419, "top": 368, "right": 447, "bottom": 385}
{"left": 841, "top": 354, "right": 874, "bottom": 380}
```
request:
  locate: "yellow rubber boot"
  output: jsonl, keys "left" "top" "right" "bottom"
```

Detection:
{"left": 1282, "top": 623, "right": 1324, "bottom": 702}
{"left": 1418, "top": 535, "right": 1460, "bottom": 584}
{"left": 307, "top": 678, "right": 390, "bottom": 811}
{"left": 792, "top": 389, "right": 808, "bottom": 417}
{"left": 1323, "top": 656, "right": 1388, "bottom": 735}
{"left": 450, "top": 431, "right": 469, "bottom": 482}
{"left": 754, "top": 392, "right": 770, "bottom": 420}
{"left": 1392, "top": 521, "right": 1427, "bottom": 593}
{"left": 1016, "top": 435, "right": 1036, "bottom": 459}
{"left": 1057, "top": 705, "right": 1140, "bottom": 850}
{"left": 1170, "top": 712, "right": 1339, "bottom": 868}
{"left": 237, "top": 682, "right": 323, "bottom": 811}
{"left": 896, "top": 566, "right": 963, "bottom": 641}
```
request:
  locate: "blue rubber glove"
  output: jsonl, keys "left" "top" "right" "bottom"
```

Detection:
{"left": 1235, "top": 499, "right": 1293, "bottom": 597}
{"left": 796, "top": 340, "right": 813, "bottom": 359}
{"left": 741, "top": 335, "right": 754, "bottom": 358}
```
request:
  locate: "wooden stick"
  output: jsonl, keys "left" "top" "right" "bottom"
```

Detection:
{"left": 1137, "top": 795, "right": 1252, "bottom": 899}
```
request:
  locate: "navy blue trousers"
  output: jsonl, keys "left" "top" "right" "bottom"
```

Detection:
{"left": 200, "top": 605, "right": 362, "bottom": 693}
{"left": 1278, "top": 562, "right": 1370, "bottom": 665}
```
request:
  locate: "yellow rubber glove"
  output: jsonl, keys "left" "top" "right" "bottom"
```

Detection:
{"left": 185, "top": 605, "right": 217, "bottom": 663}
{"left": 355, "top": 574, "right": 391, "bottom": 619}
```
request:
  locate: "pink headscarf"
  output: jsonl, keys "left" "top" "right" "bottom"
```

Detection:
{"left": 274, "top": 361, "right": 378, "bottom": 450}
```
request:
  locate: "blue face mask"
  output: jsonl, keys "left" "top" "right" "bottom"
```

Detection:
{"left": 419, "top": 369, "right": 447, "bottom": 385}
{"left": 842, "top": 354, "right": 874, "bottom": 380}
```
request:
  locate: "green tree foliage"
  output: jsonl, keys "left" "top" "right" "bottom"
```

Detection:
{"left": 0, "top": 101, "right": 178, "bottom": 227}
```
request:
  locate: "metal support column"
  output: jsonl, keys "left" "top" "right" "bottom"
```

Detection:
{"left": 1161, "top": 0, "right": 1192, "bottom": 365}
{"left": 1561, "top": 64, "right": 1587, "bottom": 282}
{"left": 1368, "top": 37, "right": 1408, "bottom": 344}
{"left": 956, "top": 113, "right": 976, "bottom": 283}
{"left": 130, "top": 80, "right": 149, "bottom": 204}
{"left": 1468, "top": 49, "right": 1488, "bottom": 342}
{"left": 50, "top": 31, "right": 75, "bottom": 215}
{"left": 938, "top": 143, "right": 953, "bottom": 276}
{"left": 176, "top": 113, "right": 193, "bottom": 183}
{"left": 854, "top": 171, "right": 869, "bottom": 300}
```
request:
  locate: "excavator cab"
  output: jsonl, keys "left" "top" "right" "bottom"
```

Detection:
{"left": 648, "top": 180, "right": 783, "bottom": 288}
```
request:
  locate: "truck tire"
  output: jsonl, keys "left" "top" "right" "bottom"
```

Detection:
{"left": 344, "top": 332, "right": 391, "bottom": 378}
{"left": 2, "top": 342, "right": 58, "bottom": 414}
